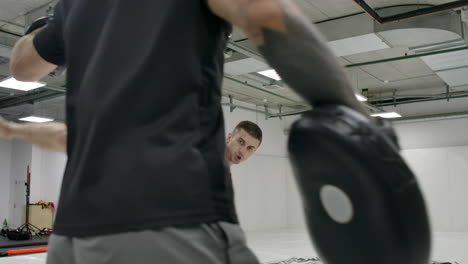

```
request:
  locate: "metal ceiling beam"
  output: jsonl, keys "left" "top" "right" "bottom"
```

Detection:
{"left": 352, "top": 0, "right": 468, "bottom": 24}
{"left": 268, "top": 102, "right": 382, "bottom": 119}
{"left": 383, "top": 1, "right": 468, "bottom": 23}
{"left": 370, "top": 88, "right": 468, "bottom": 105}
{"left": 0, "top": 90, "right": 63, "bottom": 109}
{"left": 0, "top": 29, "right": 22, "bottom": 38}
{"left": 269, "top": 108, "right": 310, "bottom": 118}
{"left": 222, "top": 101, "right": 295, "bottom": 120}
{"left": 352, "top": 0, "right": 382, "bottom": 23}
{"left": 374, "top": 93, "right": 468, "bottom": 107}
{"left": 222, "top": 102, "right": 267, "bottom": 116}
{"left": 226, "top": 41, "right": 265, "bottom": 63}
{"left": 224, "top": 76, "right": 302, "bottom": 104}
{"left": 42, "top": 84, "right": 66, "bottom": 93}
{"left": 345, "top": 46, "right": 468, "bottom": 68}
{"left": 393, "top": 111, "right": 468, "bottom": 124}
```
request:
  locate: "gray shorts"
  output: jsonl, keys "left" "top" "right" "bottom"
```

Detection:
{"left": 46, "top": 222, "right": 260, "bottom": 264}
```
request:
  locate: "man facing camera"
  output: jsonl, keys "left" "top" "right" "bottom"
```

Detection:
{"left": 225, "top": 121, "right": 262, "bottom": 168}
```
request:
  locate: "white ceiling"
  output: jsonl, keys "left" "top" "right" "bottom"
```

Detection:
{"left": 294, "top": 0, "right": 460, "bottom": 22}
{"left": 0, "top": 0, "right": 468, "bottom": 121}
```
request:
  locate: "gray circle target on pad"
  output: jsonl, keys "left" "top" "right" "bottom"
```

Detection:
{"left": 319, "top": 185, "right": 354, "bottom": 224}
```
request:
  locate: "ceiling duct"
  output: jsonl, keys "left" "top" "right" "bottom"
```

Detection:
{"left": 316, "top": 6, "right": 468, "bottom": 90}
{"left": 226, "top": 5, "right": 465, "bottom": 79}
{"left": 317, "top": 7, "right": 465, "bottom": 49}
{"left": 225, "top": 33, "right": 390, "bottom": 77}
{"left": 352, "top": 0, "right": 468, "bottom": 24}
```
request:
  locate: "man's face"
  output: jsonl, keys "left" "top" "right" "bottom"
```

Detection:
{"left": 226, "top": 129, "right": 261, "bottom": 165}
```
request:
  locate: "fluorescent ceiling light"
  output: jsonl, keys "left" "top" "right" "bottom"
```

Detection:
{"left": 371, "top": 112, "right": 402, "bottom": 119}
{"left": 355, "top": 94, "right": 368, "bottom": 102}
{"left": 256, "top": 73, "right": 371, "bottom": 102}
{"left": 19, "top": 116, "right": 54, "bottom": 123}
{"left": 0, "top": 77, "right": 46, "bottom": 91}
{"left": 225, "top": 58, "right": 269, "bottom": 75}
{"left": 258, "top": 69, "right": 282, "bottom": 81}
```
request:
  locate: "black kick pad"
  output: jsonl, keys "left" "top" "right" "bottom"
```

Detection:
{"left": 288, "top": 105, "right": 431, "bottom": 264}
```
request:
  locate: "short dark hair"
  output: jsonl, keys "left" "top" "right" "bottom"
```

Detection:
{"left": 233, "top": 121, "right": 262, "bottom": 144}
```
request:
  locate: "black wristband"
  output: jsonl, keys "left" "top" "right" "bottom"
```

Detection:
{"left": 25, "top": 16, "right": 52, "bottom": 35}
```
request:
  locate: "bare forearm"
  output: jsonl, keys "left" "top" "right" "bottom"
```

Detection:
{"left": 9, "top": 122, "right": 67, "bottom": 153}
{"left": 10, "top": 29, "right": 56, "bottom": 82}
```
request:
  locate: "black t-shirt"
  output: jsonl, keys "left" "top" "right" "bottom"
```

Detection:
{"left": 33, "top": 0, "right": 236, "bottom": 237}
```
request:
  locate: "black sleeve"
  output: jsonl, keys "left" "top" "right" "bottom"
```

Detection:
{"left": 202, "top": 0, "right": 233, "bottom": 36}
{"left": 33, "top": 1, "right": 66, "bottom": 66}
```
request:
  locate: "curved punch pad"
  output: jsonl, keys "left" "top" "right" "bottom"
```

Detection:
{"left": 288, "top": 105, "right": 431, "bottom": 264}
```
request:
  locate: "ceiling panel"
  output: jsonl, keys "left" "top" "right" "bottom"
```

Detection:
{"left": 422, "top": 50, "right": 468, "bottom": 72}
{"left": 372, "top": 47, "right": 408, "bottom": 58}
{"left": 0, "top": 23, "right": 23, "bottom": 35}
{"left": 379, "top": 29, "right": 462, "bottom": 49}
{"left": 437, "top": 68, "right": 468, "bottom": 87}
{"left": 362, "top": 74, "right": 446, "bottom": 93}
{"left": 388, "top": 59, "right": 435, "bottom": 78}
{"left": 298, "top": 0, "right": 363, "bottom": 20}
{"left": 341, "top": 45, "right": 447, "bottom": 94}
{"left": 1, "top": 0, "right": 467, "bottom": 120}
{"left": 328, "top": 33, "right": 390, "bottom": 57}
{"left": 298, "top": 0, "right": 464, "bottom": 24}
{"left": 0, "top": 0, "right": 51, "bottom": 24}
{"left": 343, "top": 51, "right": 384, "bottom": 64}
{"left": 292, "top": 0, "right": 331, "bottom": 22}
{"left": 421, "top": 49, "right": 468, "bottom": 88}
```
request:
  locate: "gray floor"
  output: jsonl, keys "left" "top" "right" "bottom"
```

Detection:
{"left": 246, "top": 230, "right": 468, "bottom": 263}
{"left": 0, "top": 230, "right": 466, "bottom": 263}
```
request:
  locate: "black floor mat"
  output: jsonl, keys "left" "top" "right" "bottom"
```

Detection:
{"left": 0, "top": 235, "right": 49, "bottom": 250}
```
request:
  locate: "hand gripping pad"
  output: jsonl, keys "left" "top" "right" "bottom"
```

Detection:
{"left": 288, "top": 105, "right": 431, "bottom": 264}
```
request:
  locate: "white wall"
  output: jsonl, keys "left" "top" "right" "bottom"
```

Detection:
{"left": 281, "top": 116, "right": 308, "bottom": 230}
{"left": 223, "top": 99, "right": 294, "bottom": 231}
{"left": 7, "top": 105, "right": 464, "bottom": 233}
{"left": 8, "top": 140, "right": 32, "bottom": 227}
{"left": 8, "top": 104, "right": 466, "bottom": 234}
{"left": 30, "top": 147, "right": 67, "bottom": 207}
{"left": 0, "top": 140, "right": 66, "bottom": 228}
{"left": 402, "top": 147, "right": 468, "bottom": 232}
{"left": 285, "top": 161, "right": 306, "bottom": 229}
{"left": 395, "top": 117, "right": 468, "bottom": 233}
{"left": 0, "top": 139, "right": 12, "bottom": 226}
{"left": 395, "top": 118, "right": 468, "bottom": 149}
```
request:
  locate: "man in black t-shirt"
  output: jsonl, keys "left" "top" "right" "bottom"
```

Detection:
{"left": 4, "top": 0, "right": 406, "bottom": 264}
